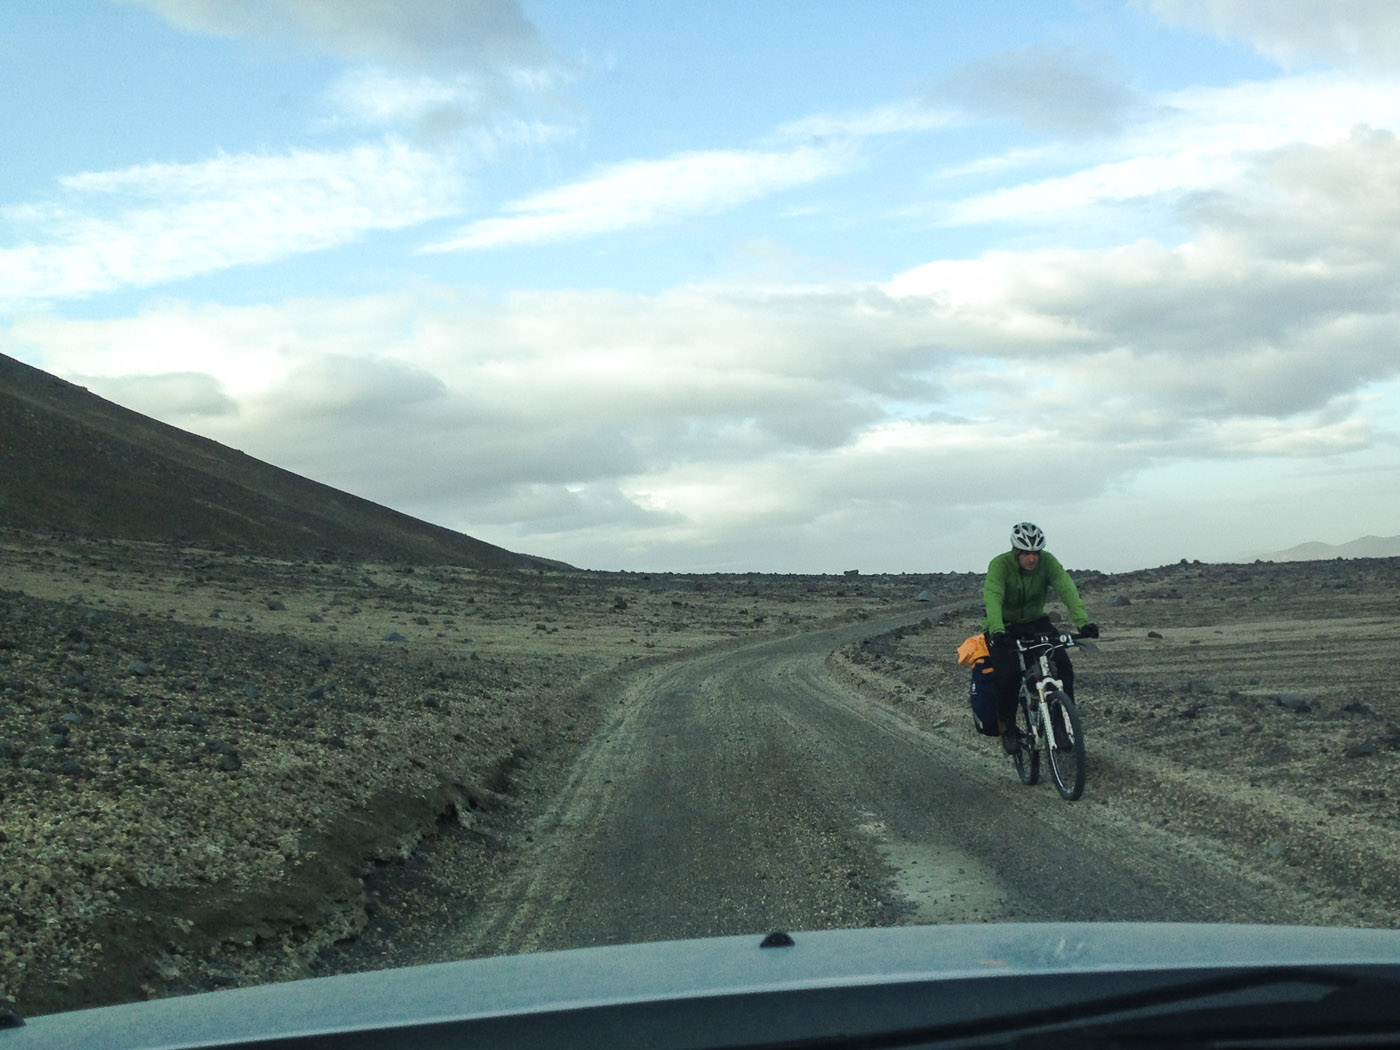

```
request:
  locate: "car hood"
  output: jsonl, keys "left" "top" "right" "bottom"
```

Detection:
{"left": 7, "top": 922, "right": 1400, "bottom": 1049}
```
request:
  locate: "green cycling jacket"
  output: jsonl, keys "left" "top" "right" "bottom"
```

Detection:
{"left": 982, "top": 549, "right": 1090, "bottom": 635}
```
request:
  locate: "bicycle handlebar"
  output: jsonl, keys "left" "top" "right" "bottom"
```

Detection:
{"left": 1012, "top": 632, "right": 1079, "bottom": 649}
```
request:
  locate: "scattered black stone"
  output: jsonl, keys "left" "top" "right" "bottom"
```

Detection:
{"left": 265, "top": 599, "right": 286, "bottom": 611}
{"left": 1273, "top": 693, "right": 1312, "bottom": 714}
{"left": 383, "top": 632, "right": 408, "bottom": 643}
{"left": 216, "top": 751, "right": 242, "bottom": 772}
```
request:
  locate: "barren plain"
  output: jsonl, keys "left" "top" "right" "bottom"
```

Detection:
{"left": 2, "top": 528, "right": 1398, "bottom": 1017}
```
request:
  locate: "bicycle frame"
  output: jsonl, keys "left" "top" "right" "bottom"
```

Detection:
{"left": 1015, "top": 634, "right": 1076, "bottom": 754}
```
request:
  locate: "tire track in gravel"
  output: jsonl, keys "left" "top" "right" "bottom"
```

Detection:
{"left": 443, "top": 610, "right": 946, "bottom": 958}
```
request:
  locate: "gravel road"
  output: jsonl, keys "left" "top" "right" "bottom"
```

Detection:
{"left": 325, "top": 605, "right": 1317, "bottom": 977}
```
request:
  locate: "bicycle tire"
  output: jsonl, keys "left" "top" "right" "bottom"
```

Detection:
{"left": 1012, "top": 692, "right": 1039, "bottom": 786}
{"left": 1045, "top": 689, "right": 1085, "bottom": 801}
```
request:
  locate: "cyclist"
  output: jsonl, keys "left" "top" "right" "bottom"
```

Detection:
{"left": 984, "top": 522, "right": 1098, "bottom": 754}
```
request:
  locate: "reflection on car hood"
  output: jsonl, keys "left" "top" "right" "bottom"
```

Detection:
{"left": 7, "top": 923, "right": 1400, "bottom": 1049}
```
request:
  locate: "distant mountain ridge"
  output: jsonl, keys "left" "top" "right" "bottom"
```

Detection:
{"left": 1265, "top": 535, "right": 1400, "bottom": 561}
{"left": 0, "top": 352, "right": 555, "bottom": 569}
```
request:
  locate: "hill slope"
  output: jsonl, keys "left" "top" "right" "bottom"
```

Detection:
{"left": 0, "top": 353, "right": 549, "bottom": 568}
{"left": 1267, "top": 535, "right": 1400, "bottom": 561}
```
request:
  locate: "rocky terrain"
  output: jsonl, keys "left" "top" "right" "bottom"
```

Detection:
{"left": 5, "top": 529, "right": 1400, "bottom": 1018}
{"left": 0, "top": 527, "right": 928, "bottom": 1015}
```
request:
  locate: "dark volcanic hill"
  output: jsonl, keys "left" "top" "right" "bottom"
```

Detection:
{"left": 0, "top": 352, "right": 551, "bottom": 568}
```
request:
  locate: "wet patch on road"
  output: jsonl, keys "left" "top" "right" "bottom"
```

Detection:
{"left": 858, "top": 818, "right": 1008, "bottom": 924}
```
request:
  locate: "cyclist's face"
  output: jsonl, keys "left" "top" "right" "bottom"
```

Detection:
{"left": 1017, "top": 550, "right": 1040, "bottom": 570}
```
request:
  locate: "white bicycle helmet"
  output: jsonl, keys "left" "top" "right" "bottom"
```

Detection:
{"left": 1010, "top": 521, "right": 1045, "bottom": 552}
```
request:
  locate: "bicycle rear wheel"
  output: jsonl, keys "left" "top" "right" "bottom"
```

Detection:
{"left": 1045, "top": 689, "right": 1085, "bottom": 801}
{"left": 1012, "top": 693, "right": 1039, "bottom": 785}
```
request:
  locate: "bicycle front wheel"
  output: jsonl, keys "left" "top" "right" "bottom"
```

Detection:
{"left": 1013, "top": 694, "right": 1039, "bottom": 786}
{"left": 1046, "top": 689, "right": 1085, "bottom": 801}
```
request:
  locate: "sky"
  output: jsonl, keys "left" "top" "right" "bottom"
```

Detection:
{"left": 3, "top": 1, "right": 1400, "bottom": 574}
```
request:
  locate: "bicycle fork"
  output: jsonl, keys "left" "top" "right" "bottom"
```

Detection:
{"left": 1025, "top": 675, "right": 1069, "bottom": 754}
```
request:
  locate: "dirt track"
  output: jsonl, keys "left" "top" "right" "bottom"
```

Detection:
{"left": 3, "top": 533, "right": 1399, "bottom": 1015}
{"left": 323, "top": 572, "right": 1400, "bottom": 977}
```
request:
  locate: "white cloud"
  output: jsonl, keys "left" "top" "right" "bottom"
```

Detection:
{"left": 944, "top": 151, "right": 1247, "bottom": 226}
{"left": 422, "top": 97, "right": 956, "bottom": 254}
{"left": 939, "top": 73, "right": 1400, "bottom": 229}
{"left": 0, "top": 142, "right": 463, "bottom": 310}
{"left": 80, "top": 370, "right": 238, "bottom": 420}
{"left": 11, "top": 133, "right": 1399, "bottom": 566}
{"left": 1148, "top": 0, "right": 1400, "bottom": 72}
{"left": 323, "top": 68, "right": 480, "bottom": 129}
{"left": 423, "top": 144, "right": 855, "bottom": 251}
{"left": 888, "top": 135, "right": 1400, "bottom": 430}
{"left": 317, "top": 62, "right": 577, "bottom": 147}
{"left": 772, "top": 100, "right": 953, "bottom": 144}
{"left": 118, "top": 0, "right": 552, "bottom": 71}
{"left": 9, "top": 45, "right": 1400, "bottom": 571}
